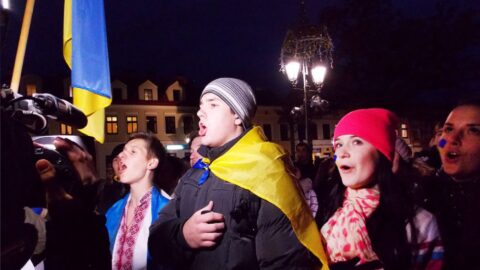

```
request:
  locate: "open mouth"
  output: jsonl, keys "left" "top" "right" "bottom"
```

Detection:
{"left": 445, "top": 151, "right": 459, "bottom": 162}
{"left": 198, "top": 122, "right": 207, "bottom": 136}
{"left": 118, "top": 162, "right": 127, "bottom": 174}
{"left": 339, "top": 165, "right": 353, "bottom": 173}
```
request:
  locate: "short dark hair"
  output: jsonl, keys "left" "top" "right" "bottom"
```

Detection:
{"left": 127, "top": 132, "right": 167, "bottom": 184}
{"left": 454, "top": 98, "right": 480, "bottom": 110}
{"left": 296, "top": 141, "right": 312, "bottom": 152}
{"left": 110, "top": 143, "right": 125, "bottom": 159}
{"left": 188, "top": 130, "right": 200, "bottom": 148}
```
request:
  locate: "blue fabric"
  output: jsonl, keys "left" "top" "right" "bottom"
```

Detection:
{"left": 415, "top": 251, "right": 444, "bottom": 262}
{"left": 31, "top": 207, "right": 43, "bottom": 215}
{"left": 192, "top": 159, "right": 210, "bottom": 186}
{"left": 105, "top": 187, "right": 169, "bottom": 253}
{"left": 71, "top": 0, "right": 111, "bottom": 98}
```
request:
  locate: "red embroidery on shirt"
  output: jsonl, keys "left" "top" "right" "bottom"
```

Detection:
{"left": 114, "top": 190, "right": 152, "bottom": 270}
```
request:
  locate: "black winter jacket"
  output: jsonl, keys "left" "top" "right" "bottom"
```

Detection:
{"left": 148, "top": 134, "right": 319, "bottom": 270}
{"left": 421, "top": 171, "right": 480, "bottom": 270}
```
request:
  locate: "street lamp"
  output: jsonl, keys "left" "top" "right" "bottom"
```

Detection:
{"left": 280, "top": 1, "right": 333, "bottom": 144}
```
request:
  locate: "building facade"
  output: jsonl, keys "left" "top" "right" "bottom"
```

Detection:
{"left": 18, "top": 75, "right": 430, "bottom": 179}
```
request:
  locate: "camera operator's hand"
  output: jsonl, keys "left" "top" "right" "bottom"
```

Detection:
{"left": 53, "top": 137, "right": 100, "bottom": 185}
{"left": 35, "top": 159, "right": 72, "bottom": 203}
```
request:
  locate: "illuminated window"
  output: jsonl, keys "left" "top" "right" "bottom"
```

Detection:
{"left": 127, "top": 116, "right": 138, "bottom": 134}
{"left": 401, "top": 123, "right": 408, "bottom": 138}
{"left": 60, "top": 123, "right": 72, "bottom": 135}
{"left": 26, "top": 84, "right": 37, "bottom": 96}
{"left": 106, "top": 116, "right": 118, "bottom": 134}
{"left": 144, "top": 89, "right": 153, "bottom": 100}
{"left": 146, "top": 116, "right": 157, "bottom": 133}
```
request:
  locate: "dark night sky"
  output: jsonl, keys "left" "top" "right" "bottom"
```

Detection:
{"left": 2, "top": 0, "right": 479, "bottom": 113}
{"left": 4, "top": 0, "right": 328, "bottom": 95}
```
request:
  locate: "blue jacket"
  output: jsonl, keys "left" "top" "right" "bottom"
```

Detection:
{"left": 105, "top": 186, "right": 169, "bottom": 256}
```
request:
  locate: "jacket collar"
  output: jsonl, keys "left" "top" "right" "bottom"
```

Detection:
{"left": 198, "top": 128, "right": 250, "bottom": 162}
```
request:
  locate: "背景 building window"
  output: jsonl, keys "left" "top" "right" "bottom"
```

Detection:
{"left": 60, "top": 123, "right": 72, "bottom": 135}
{"left": 165, "top": 116, "right": 176, "bottom": 134}
{"left": 127, "top": 115, "right": 138, "bottom": 134}
{"left": 144, "top": 89, "right": 153, "bottom": 101}
{"left": 183, "top": 115, "right": 193, "bottom": 135}
{"left": 26, "top": 84, "right": 37, "bottom": 96}
{"left": 401, "top": 123, "right": 408, "bottom": 138}
{"left": 173, "top": 90, "right": 181, "bottom": 102}
{"left": 112, "top": 88, "right": 123, "bottom": 101}
{"left": 146, "top": 116, "right": 157, "bottom": 133}
{"left": 106, "top": 116, "right": 118, "bottom": 134}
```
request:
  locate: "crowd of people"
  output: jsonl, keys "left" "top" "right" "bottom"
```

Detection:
{"left": 2, "top": 77, "right": 479, "bottom": 270}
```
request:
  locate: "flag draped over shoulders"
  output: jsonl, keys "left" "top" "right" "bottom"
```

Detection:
{"left": 63, "top": 0, "right": 111, "bottom": 143}
{"left": 204, "top": 126, "right": 330, "bottom": 270}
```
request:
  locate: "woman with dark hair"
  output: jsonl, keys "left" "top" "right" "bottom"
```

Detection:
{"left": 105, "top": 132, "right": 170, "bottom": 270}
{"left": 316, "top": 108, "right": 443, "bottom": 270}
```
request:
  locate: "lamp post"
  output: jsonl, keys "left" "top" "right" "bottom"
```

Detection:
{"left": 280, "top": 1, "right": 333, "bottom": 145}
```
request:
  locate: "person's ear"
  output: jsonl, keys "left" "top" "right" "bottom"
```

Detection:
{"left": 147, "top": 157, "right": 159, "bottom": 170}
{"left": 234, "top": 115, "right": 242, "bottom": 126}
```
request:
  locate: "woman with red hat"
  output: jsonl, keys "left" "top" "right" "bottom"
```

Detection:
{"left": 316, "top": 108, "right": 444, "bottom": 270}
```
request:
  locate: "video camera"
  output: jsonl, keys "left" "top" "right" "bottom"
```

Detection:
{"left": 1, "top": 86, "right": 89, "bottom": 191}
{"left": 1, "top": 87, "right": 88, "bottom": 192}
{"left": 1, "top": 87, "right": 87, "bottom": 133}
{"left": 1, "top": 86, "right": 92, "bottom": 268}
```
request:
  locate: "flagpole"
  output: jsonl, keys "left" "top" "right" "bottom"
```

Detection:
{"left": 10, "top": 0, "right": 35, "bottom": 93}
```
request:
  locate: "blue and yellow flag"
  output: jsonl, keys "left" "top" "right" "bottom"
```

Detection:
{"left": 63, "top": 0, "right": 111, "bottom": 143}
{"left": 204, "top": 126, "right": 330, "bottom": 270}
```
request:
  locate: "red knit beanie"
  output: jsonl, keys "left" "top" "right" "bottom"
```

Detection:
{"left": 333, "top": 108, "right": 399, "bottom": 162}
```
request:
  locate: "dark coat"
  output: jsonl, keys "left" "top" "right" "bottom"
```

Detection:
{"left": 45, "top": 199, "right": 111, "bottom": 270}
{"left": 422, "top": 171, "right": 480, "bottom": 270}
{"left": 148, "top": 134, "right": 318, "bottom": 270}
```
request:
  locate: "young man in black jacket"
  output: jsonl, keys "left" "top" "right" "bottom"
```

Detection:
{"left": 148, "top": 78, "right": 327, "bottom": 269}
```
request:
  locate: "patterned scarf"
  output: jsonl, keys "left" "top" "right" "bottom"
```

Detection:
{"left": 321, "top": 186, "right": 380, "bottom": 265}
{"left": 114, "top": 190, "right": 152, "bottom": 270}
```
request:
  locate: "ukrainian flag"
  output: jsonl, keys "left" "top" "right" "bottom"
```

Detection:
{"left": 206, "top": 126, "right": 330, "bottom": 270}
{"left": 63, "top": 0, "right": 111, "bottom": 143}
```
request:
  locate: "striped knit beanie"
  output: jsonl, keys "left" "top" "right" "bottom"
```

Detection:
{"left": 395, "top": 138, "right": 412, "bottom": 161}
{"left": 201, "top": 78, "right": 257, "bottom": 129}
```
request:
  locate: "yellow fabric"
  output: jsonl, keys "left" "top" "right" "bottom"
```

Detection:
{"left": 72, "top": 89, "right": 109, "bottom": 143}
{"left": 63, "top": 0, "right": 72, "bottom": 65}
{"left": 63, "top": 0, "right": 111, "bottom": 143}
{"left": 205, "top": 126, "right": 329, "bottom": 270}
